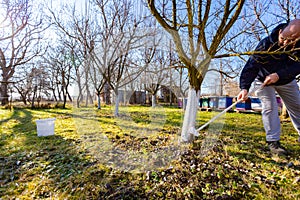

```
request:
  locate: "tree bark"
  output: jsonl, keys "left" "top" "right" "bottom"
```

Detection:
{"left": 151, "top": 94, "right": 156, "bottom": 107}
{"left": 181, "top": 87, "right": 199, "bottom": 142}
{"left": 97, "top": 93, "right": 101, "bottom": 109}
{"left": 0, "top": 82, "right": 9, "bottom": 105}
{"left": 114, "top": 90, "right": 120, "bottom": 117}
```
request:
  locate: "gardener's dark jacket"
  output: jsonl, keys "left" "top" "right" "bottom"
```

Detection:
{"left": 240, "top": 23, "right": 300, "bottom": 91}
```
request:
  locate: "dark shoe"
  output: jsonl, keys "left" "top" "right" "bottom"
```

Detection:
{"left": 267, "top": 141, "right": 288, "bottom": 156}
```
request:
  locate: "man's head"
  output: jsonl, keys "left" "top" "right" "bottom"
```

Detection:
{"left": 278, "top": 19, "right": 300, "bottom": 46}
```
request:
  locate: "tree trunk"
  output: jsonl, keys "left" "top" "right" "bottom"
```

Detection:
{"left": 114, "top": 91, "right": 120, "bottom": 116}
{"left": 182, "top": 97, "right": 187, "bottom": 110}
{"left": 179, "top": 61, "right": 204, "bottom": 142}
{"left": 151, "top": 94, "right": 156, "bottom": 107}
{"left": 0, "top": 82, "right": 9, "bottom": 106}
{"left": 63, "top": 94, "right": 67, "bottom": 109}
{"left": 62, "top": 85, "right": 67, "bottom": 109}
{"left": 52, "top": 88, "right": 58, "bottom": 102}
{"left": 67, "top": 91, "right": 72, "bottom": 102}
{"left": 97, "top": 93, "right": 101, "bottom": 109}
{"left": 21, "top": 95, "right": 27, "bottom": 105}
{"left": 76, "top": 80, "right": 83, "bottom": 108}
{"left": 76, "top": 95, "right": 81, "bottom": 108}
{"left": 31, "top": 86, "right": 37, "bottom": 108}
{"left": 181, "top": 87, "right": 200, "bottom": 142}
{"left": 85, "top": 87, "right": 89, "bottom": 107}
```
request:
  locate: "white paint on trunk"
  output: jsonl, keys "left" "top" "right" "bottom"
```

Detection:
{"left": 182, "top": 97, "right": 187, "bottom": 110}
{"left": 151, "top": 94, "right": 156, "bottom": 107}
{"left": 181, "top": 87, "right": 199, "bottom": 142}
{"left": 114, "top": 92, "right": 120, "bottom": 116}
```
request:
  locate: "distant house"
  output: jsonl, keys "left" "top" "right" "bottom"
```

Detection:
{"left": 111, "top": 90, "right": 146, "bottom": 105}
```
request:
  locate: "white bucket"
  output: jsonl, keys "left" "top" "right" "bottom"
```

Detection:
{"left": 36, "top": 118, "right": 56, "bottom": 136}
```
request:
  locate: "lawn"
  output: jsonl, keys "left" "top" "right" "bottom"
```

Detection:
{"left": 0, "top": 105, "right": 299, "bottom": 199}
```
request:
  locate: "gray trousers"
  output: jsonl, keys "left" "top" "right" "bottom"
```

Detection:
{"left": 256, "top": 80, "right": 300, "bottom": 141}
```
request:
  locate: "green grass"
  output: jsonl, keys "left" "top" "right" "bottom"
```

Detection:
{"left": 0, "top": 105, "right": 300, "bottom": 199}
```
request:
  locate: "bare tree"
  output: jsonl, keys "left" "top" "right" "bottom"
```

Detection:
{"left": 13, "top": 62, "right": 51, "bottom": 106}
{"left": 143, "top": 49, "right": 170, "bottom": 107}
{"left": 43, "top": 43, "right": 74, "bottom": 108}
{"left": 13, "top": 64, "right": 34, "bottom": 105}
{"left": 137, "top": 34, "right": 173, "bottom": 107}
{"left": 147, "top": 0, "right": 246, "bottom": 142}
{"left": 20, "top": 66, "right": 50, "bottom": 108}
{"left": 171, "top": 64, "right": 189, "bottom": 109}
{"left": 91, "top": 0, "right": 154, "bottom": 116}
{"left": 0, "top": 0, "right": 46, "bottom": 105}
{"left": 206, "top": 59, "right": 241, "bottom": 96}
{"left": 89, "top": 61, "right": 106, "bottom": 109}
{"left": 49, "top": 0, "right": 98, "bottom": 107}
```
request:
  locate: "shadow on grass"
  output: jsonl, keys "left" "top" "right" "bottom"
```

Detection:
{"left": 0, "top": 108, "right": 35, "bottom": 149}
{"left": 0, "top": 108, "right": 149, "bottom": 199}
{"left": 2, "top": 107, "right": 300, "bottom": 199}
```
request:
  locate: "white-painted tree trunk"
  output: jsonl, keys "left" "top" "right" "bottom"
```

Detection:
{"left": 151, "top": 94, "right": 156, "bottom": 107}
{"left": 182, "top": 97, "right": 187, "bottom": 110}
{"left": 181, "top": 87, "right": 199, "bottom": 142}
{"left": 114, "top": 92, "right": 120, "bottom": 116}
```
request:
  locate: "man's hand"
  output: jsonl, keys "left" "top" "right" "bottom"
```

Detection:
{"left": 262, "top": 73, "right": 279, "bottom": 87}
{"left": 237, "top": 89, "right": 248, "bottom": 101}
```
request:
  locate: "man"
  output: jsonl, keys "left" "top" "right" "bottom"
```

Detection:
{"left": 237, "top": 19, "right": 300, "bottom": 155}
